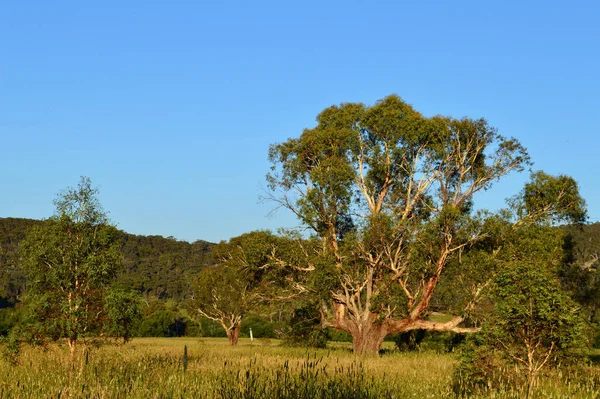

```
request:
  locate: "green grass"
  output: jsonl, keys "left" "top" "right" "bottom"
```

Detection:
{"left": 0, "top": 338, "right": 598, "bottom": 398}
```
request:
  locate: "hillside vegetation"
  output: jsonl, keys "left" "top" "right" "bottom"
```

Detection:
{"left": 0, "top": 217, "right": 215, "bottom": 306}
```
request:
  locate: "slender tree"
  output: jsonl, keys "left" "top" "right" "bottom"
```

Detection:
{"left": 20, "top": 177, "right": 121, "bottom": 364}
{"left": 453, "top": 223, "right": 585, "bottom": 398}
{"left": 104, "top": 287, "right": 141, "bottom": 343}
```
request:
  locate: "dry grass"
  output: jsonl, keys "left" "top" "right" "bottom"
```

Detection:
{"left": 0, "top": 338, "right": 598, "bottom": 398}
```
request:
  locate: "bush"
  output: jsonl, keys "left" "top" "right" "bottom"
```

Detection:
{"left": 104, "top": 288, "right": 141, "bottom": 342}
{"left": 453, "top": 263, "right": 586, "bottom": 397}
{"left": 452, "top": 335, "right": 515, "bottom": 395}
{"left": 593, "top": 325, "right": 600, "bottom": 349}
{"left": 0, "top": 308, "right": 18, "bottom": 337}
{"left": 393, "top": 330, "right": 465, "bottom": 352}
{"left": 0, "top": 330, "right": 21, "bottom": 365}
{"left": 327, "top": 328, "right": 352, "bottom": 342}
{"left": 282, "top": 304, "right": 328, "bottom": 348}
{"left": 137, "top": 310, "right": 187, "bottom": 337}
{"left": 197, "top": 318, "right": 227, "bottom": 337}
{"left": 241, "top": 317, "right": 281, "bottom": 339}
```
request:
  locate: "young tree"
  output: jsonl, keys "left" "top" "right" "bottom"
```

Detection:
{"left": 190, "top": 230, "right": 310, "bottom": 344}
{"left": 492, "top": 264, "right": 583, "bottom": 397}
{"left": 104, "top": 287, "right": 141, "bottom": 343}
{"left": 266, "top": 95, "right": 584, "bottom": 354}
{"left": 453, "top": 224, "right": 585, "bottom": 398}
{"left": 20, "top": 177, "right": 121, "bottom": 364}
{"left": 190, "top": 231, "right": 278, "bottom": 345}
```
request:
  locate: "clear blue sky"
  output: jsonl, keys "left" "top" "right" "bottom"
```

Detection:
{"left": 1, "top": 1, "right": 599, "bottom": 243}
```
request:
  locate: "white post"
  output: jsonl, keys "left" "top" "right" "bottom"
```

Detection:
{"left": 249, "top": 327, "right": 254, "bottom": 341}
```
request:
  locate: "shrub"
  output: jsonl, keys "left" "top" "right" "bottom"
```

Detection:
{"left": 453, "top": 263, "right": 586, "bottom": 397}
{"left": 0, "top": 308, "right": 18, "bottom": 337}
{"left": 241, "top": 316, "right": 280, "bottom": 339}
{"left": 137, "top": 310, "right": 187, "bottom": 337}
{"left": 327, "top": 328, "right": 352, "bottom": 342}
{"left": 393, "top": 330, "right": 465, "bottom": 352}
{"left": 282, "top": 304, "right": 328, "bottom": 348}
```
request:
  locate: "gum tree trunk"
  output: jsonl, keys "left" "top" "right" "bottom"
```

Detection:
{"left": 226, "top": 323, "right": 241, "bottom": 345}
{"left": 67, "top": 338, "right": 77, "bottom": 366}
{"left": 349, "top": 322, "right": 387, "bottom": 355}
{"left": 326, "top": 306, "right": 389, "bottom": 356}
{"left": 326, "top": 303, "right": 478, "bottom": 356}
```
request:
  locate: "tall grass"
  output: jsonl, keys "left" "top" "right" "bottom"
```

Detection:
{"left": 0, "top": 338, "right": 597, "bottom": 398}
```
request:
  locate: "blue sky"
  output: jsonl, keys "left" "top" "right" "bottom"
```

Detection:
{"left": 1, "top": 0, "right": 599, "bottom": 243}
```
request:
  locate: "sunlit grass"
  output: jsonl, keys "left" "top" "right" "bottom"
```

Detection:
{"left": 0, "top": 338, "right": 598, "bottom": 398}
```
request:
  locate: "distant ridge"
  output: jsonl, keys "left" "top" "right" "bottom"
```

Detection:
{"left": 0, "top": 217, "right": 215, "bottom": 306}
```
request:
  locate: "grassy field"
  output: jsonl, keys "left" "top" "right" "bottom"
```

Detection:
{"left": 0, "top": 338, "right": 598, "bottom": 398}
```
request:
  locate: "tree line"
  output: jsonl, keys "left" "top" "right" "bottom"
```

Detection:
{"left": 0, "top": 219, "right": 214, "bottom": 305}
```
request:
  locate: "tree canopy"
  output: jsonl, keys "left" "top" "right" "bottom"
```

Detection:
{"left": 190, "top": 230, "right": 320, "bottom": 344}
{"left": 266, "top": 95, "right": 585, "bottom": 354}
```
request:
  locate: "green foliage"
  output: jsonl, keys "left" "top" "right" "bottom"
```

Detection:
{"left": 518, "top": 171, "right": 587, "bottom": 225}
{"left": 594, "top": 325, "right": 600, "bottom": 349}
{"left": 196, "top": 318, "right": 227, "bottom": 337}
{"left": 0, "top": 328, "right": 22, "bottom": 365}
{"left": 0, "top": 307, "right": 20, "bottom": 337}
{"left": 134, "top": 298, "right": 210, "bottom": 337}
{"left": 0, "top": 217, "right": 40, "bottom": 306}
{"left": 104, "top": 288, "right": 141, "bottom": 342}
{"left": 561, "top": 223, "right": 600, "bottom": 327}
{"left": 326, "top": 328, "right": 352, "bottom": 342}
{"left": 393, "top": 330, "right": 426, "bottom": 351}
{"left": 452, "top": 335, "right": 503, "bottom": 396}
{"left": 19, "top": 177, "right": 122, "bottom": 352}
{"left": 116, "top": 234, "right": 213, "bottom": 300}
{"left": 282, "top": 303, "right": 328, "bottom": 349}
{"left": 137, "top": 310, "right": 189, "bottom": 337}
{"left": 492, "top": 265, "right": 584, "bottom": 354}
{"left": 451, "top": 223, "right": 587, "bottom": 397}
{"left": 0, "top": 218, "right": 215, "bottom": 310}
{"left": 393, "top": 330, "right": 465, "bottom": 353}
{"left": 241, "top": 316, "right": 281, "bottom": 339}
{"left": 454, "top": 262, "right": 586, "bottom": 396}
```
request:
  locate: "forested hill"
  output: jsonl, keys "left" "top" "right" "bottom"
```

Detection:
{"left": 2, "top": 217, "right": 599, "bottom": 308}
{"left": 116, "top": 232, "right": 214, "bottom": 299}
{"left": 0, "top": 217, "right": 215, "bottom": 305}
{"left": 563, "top": 222, "right": 600, "bottom": 265}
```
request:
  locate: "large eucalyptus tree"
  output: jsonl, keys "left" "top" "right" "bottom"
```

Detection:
{"left": 266, "top": 95, "right": 584, "bottom": 354}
